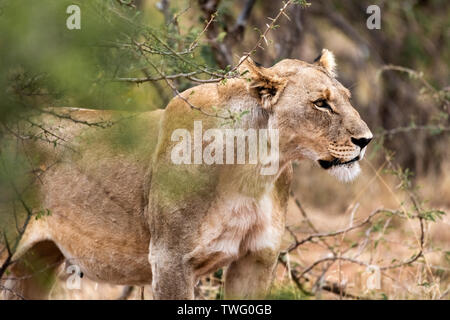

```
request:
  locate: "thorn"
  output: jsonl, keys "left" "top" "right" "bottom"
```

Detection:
{"left": 282, "top": 11, "right": 291, "bottom": 21}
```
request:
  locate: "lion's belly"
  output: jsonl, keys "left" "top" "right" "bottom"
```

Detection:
{"left": 39, "top": 152, "right": 154, "bottom": 285}
{"left": 59, "top": 243, "right": 152, "bottom": 286}
{"left": 50, "top": 224, "right": 152, "bottom": 285}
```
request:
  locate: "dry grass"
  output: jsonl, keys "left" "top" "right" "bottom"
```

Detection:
{"left": 277, "top": 159, "right": 450, "bottom": 300}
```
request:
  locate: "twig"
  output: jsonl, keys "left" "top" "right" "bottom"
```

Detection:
{"left": 289, "top": 192, "right": 336, "bottom": 253}
{"left": 278, "top": 255, "right": 365, "bottom": 299}
{"left": 135, "top": 42, "right": 229, "bottom": 120}
{"left": 440, "top": 288, "right": 450, "bottom": 300}
{"left": 286, "top": 205, "right": 393, "bottom": 253}
{"left": 379, "top": 65, "right": 439, "bottom": 98}
{"left": 376, "top": 125, "right": 450, "bottom": 137}
{"left": 0, "top": 284, "right": 25, "bottom": 300}
{"left": 116, "top": 0, "right": 136, "bottom": 9}
{"left": 115, "top": 71, "right": 202, "bottom": 83}
{"left": 230, "top": 0, "right": 298, "bottom": 74}
{"left": 39, "top": 109, "right": 113, "bottom": 128}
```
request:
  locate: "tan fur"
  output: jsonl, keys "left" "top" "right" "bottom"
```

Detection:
{"left": 315, "top": 48, "right": 337, "bottom": 76}
{"left": 1, "top": 51, "right": 372, "bottom": 299}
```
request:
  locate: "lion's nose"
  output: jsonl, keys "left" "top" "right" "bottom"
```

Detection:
{"left": 351, "top": 137, "right": 372, "bottom": 149}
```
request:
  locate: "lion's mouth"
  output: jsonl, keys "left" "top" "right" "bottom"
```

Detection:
{"left": 318, "top": 156, "right": 360, "bottom": 169}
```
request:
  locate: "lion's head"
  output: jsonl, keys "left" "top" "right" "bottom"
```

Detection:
{"left": 241, "top": 49, "right": 373, "bottom": 182}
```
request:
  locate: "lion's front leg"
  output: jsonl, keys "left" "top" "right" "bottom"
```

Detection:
{"left": 149, "top": 242, "right": 195, "bottom": 300}
{"left": 224, "top": 248, "right": 279, "bottom": 299}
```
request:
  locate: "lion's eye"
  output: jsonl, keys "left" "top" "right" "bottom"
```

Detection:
{"left": 313, "top": 99, "right": 333, "bottom": 112}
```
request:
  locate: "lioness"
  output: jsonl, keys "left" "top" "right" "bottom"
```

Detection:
{"left": 1, "top": 50, "right": 372, "bottom": 299}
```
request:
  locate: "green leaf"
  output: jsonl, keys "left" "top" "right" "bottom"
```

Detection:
{"left": 35, "top": 208, "right": 52, "bottom": 220}
{"left": 445, "top": 251, "right": 450, "bottom": 263}
{"left": 418, "top": 282, "right": 430, "bottom": 288}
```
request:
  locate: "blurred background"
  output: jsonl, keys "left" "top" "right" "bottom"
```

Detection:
{"left": 0, "top": 0, "right": 449, "bottom": 299}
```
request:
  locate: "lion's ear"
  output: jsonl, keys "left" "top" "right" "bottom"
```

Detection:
{"left": 314, "top": 49, "right": 337, "bottom": 76}
{"left": 238, "top": 57, "right": 287, "bottom": 110}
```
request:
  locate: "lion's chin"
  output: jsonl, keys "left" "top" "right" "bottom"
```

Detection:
{"left": 328, "top": 162, "right": 361, "bottom": 183}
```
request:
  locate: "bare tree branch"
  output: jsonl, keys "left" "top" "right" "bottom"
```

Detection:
{"left": 230, "top": 0, "right": 257, "bottom": 41}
